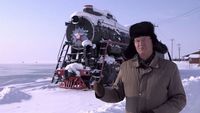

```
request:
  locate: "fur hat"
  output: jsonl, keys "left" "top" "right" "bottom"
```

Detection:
{"left": 124, "top": 21, "right": 168, "bottom": 60}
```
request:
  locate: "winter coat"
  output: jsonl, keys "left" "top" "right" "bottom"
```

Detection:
{"left": 98, "top": 53, "right": 186, "bottom": 113}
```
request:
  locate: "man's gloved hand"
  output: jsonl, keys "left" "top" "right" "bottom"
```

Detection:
{"left": 93, "top": 79, "right": 105, "bottom": 98}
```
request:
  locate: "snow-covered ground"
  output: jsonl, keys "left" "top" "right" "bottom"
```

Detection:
{"left": 0, "top": 62, "right": 200, "bottom": 113}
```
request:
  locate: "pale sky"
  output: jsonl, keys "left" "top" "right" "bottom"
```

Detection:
{"left": 0, "top": 0, "right": 200, "bottom": 64}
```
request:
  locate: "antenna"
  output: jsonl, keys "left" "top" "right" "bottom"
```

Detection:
{"left": 170, "top": 39, "right": 174, "bottom": 60}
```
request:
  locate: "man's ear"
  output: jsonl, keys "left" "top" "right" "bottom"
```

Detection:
{"left": 154, "top": 41, "right": 168, "bottom": 54}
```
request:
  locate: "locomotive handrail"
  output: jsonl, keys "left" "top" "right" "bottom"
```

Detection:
{"left": 57, "top": 33, "right": 67, "bottom": 60}
{"left": 57, "top": 34, "right": 74, "bottom": 61}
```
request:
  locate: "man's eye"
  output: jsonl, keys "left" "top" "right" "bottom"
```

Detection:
{"left": 135, "top": 40, "right": 140, "bottom": 42}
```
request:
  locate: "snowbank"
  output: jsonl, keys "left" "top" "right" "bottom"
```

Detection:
{"left": 174, "top": 61, "right": 200, "bottom": 70}
{"left": 0, "top": 87, "right": 31, "bottom": 104}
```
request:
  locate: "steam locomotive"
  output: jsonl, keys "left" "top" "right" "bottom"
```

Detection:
{"left": 51, "top": 5, "right": 130, "bottom": 89}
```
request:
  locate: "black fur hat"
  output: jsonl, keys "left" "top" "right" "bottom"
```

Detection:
{"left": 124, "top": 21, "right": 168, "bottom": 60}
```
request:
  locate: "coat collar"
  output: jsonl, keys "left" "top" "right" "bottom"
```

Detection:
{"left": 131, "top": 52, "right": 160, "bottom": 68}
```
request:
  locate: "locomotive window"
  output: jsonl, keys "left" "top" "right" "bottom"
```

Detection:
{"left": 107, "top": 13, "right": 117, "bottom": 22}
{"left": 83, "top": 8, "right": 103, "bottom": 16}
{"left": 107, "top": 13, "right": 113, "bottom": 19}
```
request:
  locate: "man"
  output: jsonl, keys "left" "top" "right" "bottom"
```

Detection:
{"left": 93, "top": 21, "right": 186, "bottom": 113}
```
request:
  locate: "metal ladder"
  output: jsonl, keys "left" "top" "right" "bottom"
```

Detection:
{"left": 51, "top": 34, "right": 70, "bottom": 83}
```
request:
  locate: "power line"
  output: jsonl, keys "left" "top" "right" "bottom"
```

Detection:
{"left": 158, "top": 6, "right": 200, "bottom": 24}
{"left": 172, "top": 6, "right": 200, "bottom": 18}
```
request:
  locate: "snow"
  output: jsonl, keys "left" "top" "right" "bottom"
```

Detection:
{"left": 97, "top": 55, "right": 116, "bottom": 65}
{"left": 182, "top": 76, "right": 200, "bottom": 86}
{"left": 0, "top": 78, "right": 124, "bottom": 113}
{"left": 70, "top": 6, "right": 128, "bottom": 34}
{"left": 174, "top": 61, "right": 200, "bottom": 70}
{"left": 65, "top": 63, "right": 84, "bottom": 76}
{"left": 0, "top": 62, "right": 200, "bottom": 113}
{"left": 104, "top": 55, "right": 116, "bottom": 64}
{"left": 0, "top": 87, "right": 12, "bottom": 100}
{"left": 82, "top": 40, "right": 93, "bottom": 47}
{"left": 189, "top": 54, "right": 200, "bottom": 58}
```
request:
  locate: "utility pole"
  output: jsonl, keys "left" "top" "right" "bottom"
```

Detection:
{"left": 170, "top": 39, "right": 174, "bottom": 60}
{"left": 177, "top": 43, "right": 181, "bottom": 61}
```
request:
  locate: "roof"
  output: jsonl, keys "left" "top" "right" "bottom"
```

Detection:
{"left": 183, "top": 50, "right": 200, "bottom": 57}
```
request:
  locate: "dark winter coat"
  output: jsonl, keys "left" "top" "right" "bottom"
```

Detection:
{"left": 97, "top": 53, "right": 186, "bottom": 113}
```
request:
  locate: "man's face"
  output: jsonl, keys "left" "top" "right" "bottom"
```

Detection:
{"left": 134, "top": 36, "right": 153, "bottom": 60}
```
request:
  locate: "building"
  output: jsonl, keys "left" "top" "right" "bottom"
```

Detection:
{"left": 183, "top": 50, "right": 200, "bottom": 65}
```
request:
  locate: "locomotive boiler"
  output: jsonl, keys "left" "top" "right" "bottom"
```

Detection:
{"left": 51, "top": 5, "right": 130, "bottom": 89}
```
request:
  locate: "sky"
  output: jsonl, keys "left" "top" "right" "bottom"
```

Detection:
{"left": 0, "top": 0, "right": 200, "bottom": 64}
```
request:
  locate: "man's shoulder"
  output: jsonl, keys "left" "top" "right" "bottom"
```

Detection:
{"left": 122, "top": 58, "right": 137, "bottom": 65}
{"left": 159, "top": 58, "right": 177, "bottom": 68}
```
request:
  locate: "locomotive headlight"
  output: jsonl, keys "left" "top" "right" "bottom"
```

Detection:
{"left": 71, "top": 16, "right": 79, "bottom": 24}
